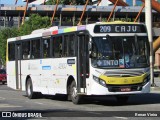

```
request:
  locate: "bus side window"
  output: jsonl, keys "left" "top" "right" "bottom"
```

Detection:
{"left": 43, "top": 39, "right": 50, "bottom": 58}
{"left": 8, "top": 43, "right": 15, "bottom": 61}
{"left": 68, "top": 35, "right": 75, "bottom": 57}
{"left": 31, "top": 39, "right": 40, "bottom": 59}
{"left": 53, "top": 36, "right": 62, "bottom": 58}
{"left": 52, "top": 37, "right": 55, "bottom": 57}
{"left": 63, "top": 34, "right": 75, "bottom": 57}
{"left": 63, "top": 35, "right": 69, "bottom": 57}
{"left": 22, "top": 41, "right": 30, "bottom": 60}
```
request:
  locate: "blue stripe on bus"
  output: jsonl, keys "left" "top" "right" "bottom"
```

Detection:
{"left": 42, "top": 66, "right": 51, "bottom": 70}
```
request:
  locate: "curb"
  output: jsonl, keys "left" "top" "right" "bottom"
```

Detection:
{"left": 151, "top": 86, "right": 160, "bottom": 91}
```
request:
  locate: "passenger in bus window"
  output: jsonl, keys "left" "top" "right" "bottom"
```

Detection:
{"left": 138, "top": 48, "right": 147, "bottom": 63}
{"left": 23, "top": 49, "right": 29, "bottom": 59}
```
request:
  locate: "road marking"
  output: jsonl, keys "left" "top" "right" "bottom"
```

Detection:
{"left": 0, "top": 97, "right": 5, "bottom": 100}
{"left": 0, "top": 104, "right": 22, "bottom": 108}
{"left": 88, "top": 111, "right": 102, "bottom": 115}
{"left": 34, "top": 102, "right": 43, "bottom": 105}
{"left": 114, "top": 116, "right": 128, "bottom": 119}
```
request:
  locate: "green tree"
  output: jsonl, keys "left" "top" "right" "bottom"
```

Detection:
{"left": 19, "top": 14, "right": 51, "bottom": 35}
{"left": 0, "top": 27, "right": 19, "bottom": 65}
{"left": 46, "top": 0, "right": 66, "bottom": 5}
{"left": 0, "top": 14, "right": 51, "bottom": 64}
{"left": 46, "top": 0, "right": 92, "bottom": 5}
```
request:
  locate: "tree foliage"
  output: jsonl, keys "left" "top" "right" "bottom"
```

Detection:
{"left": 0, "top": 14, "right": 51, "bottom": 65}
{"left": 0, "top": 27, "right": 19, "bottom": 65}
{"left": 46, "top": 0, "right": 92, "bottom": 5}
{"left": 46, "top": 0, "right": 65, "bottom": 5}
{"left": 19, "top": 14, "right": 51, "bottom": 35}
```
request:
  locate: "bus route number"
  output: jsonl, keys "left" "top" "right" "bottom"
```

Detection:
{"left": 100, "top": 26, "right": 111, "bottom": 33}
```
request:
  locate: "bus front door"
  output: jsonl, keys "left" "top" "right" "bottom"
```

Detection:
{"left": 77, "top": 33, "right": 89, "bottom": 94}
{"left": 15, "top": 43, "right": 22, "bottom": 90}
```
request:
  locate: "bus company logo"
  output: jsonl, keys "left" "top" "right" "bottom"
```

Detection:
{"left": 1, "top": 112, "right": 42, "bottom": 118}
{"left": 2, "top": 112, "right": 11, "bottom": 117}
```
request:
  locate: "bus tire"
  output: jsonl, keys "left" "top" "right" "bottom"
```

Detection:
{"left": 2, "top": 81, "right": 5, "bottom": 85}
{"left": 154, "top": 74, "right": 159, "bottom": 77}
{"left": 116, "top": 96, "right": 129, "bottom": 104}
{"left": 26, "top": 78, "right": 37, "bottom": 99}
{"left": 70, "top": 81, "right": 82, "bottom": 104}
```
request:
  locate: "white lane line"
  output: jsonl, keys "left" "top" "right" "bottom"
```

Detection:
{"left": 34, "top": 102, "right": 44, "bottom": 105}
{"left": 114, "top": 116, "right": 128, "bottom": 119}
{"left": 88, "top": 111, "right": 102, "bottom": 115}
{"left": 0, "top": 104, "right": 22, "bottom": 108}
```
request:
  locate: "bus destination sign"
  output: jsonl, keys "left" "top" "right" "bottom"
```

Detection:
{"left": 94, "top": 24, "right": 146, "bottom": 33}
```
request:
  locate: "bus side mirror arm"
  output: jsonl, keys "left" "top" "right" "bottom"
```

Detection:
{"left": 88, "top": 41, "right": 92, "bottom": 51}
{"left": 88, "top": 41, "right": 93, "bottom": 58}
{"left": 89, "top": 53, "right": 92, "bottom": 58}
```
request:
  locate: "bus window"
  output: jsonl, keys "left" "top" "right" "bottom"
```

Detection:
{"left": 68, "top": 35, "right": 76, "bottom": 57}
{"left": 63, "top": 35, "right": 69, "bottom": 57}
{"left": 63, "top": 35, "right": 76, "bottom": 57}
{"left": 52, "top": 36, "right": 62, "bottom": 58}
{"left": 22, "top": 41, "right": 30, "bottom": 60}
{"left": 43, "top": 39, "right": 50, "bottom": 58}
{"left": 8, "top": 43, "right": 15, "bottom": 61}
{"left": 31, "top": 39, "right": 40, "bottom": 59}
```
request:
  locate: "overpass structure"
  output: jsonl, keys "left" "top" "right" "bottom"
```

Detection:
{"left": 0, "top": 4, "right": 159, "bottom": 25}
{"left": 22, "top": 0, "right": 45, "bottom": 5}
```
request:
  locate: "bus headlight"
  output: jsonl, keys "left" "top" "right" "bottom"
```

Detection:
{"left": 93, "top": 75, "right": 106, "bottom": 87}
{"left": 99, "top": 79, "right": 106, "bottom": 87}
{"left": 93, "top": 76, "right": 99, "bottom": 82}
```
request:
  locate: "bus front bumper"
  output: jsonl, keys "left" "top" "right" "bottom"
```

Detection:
{"left": 90, "top": 80, "right": 150, "bottom": 95}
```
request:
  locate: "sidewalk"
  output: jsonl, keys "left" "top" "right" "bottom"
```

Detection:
{"left": 151, "top": 77, "right": 160, "bottom": 91}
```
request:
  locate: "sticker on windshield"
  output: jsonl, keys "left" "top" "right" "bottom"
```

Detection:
{"left": 125, "top": 62, "right": 130, "bottom": 68}
{"left": 97, "top": 60, "right": 118, "bottom": 67}
{"left": 119, "top": 59, "right": 125, "bottom": 68}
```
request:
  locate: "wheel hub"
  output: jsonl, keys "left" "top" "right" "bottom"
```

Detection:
{"left": 72, "top": 87, "right": 77, "bottom": 98}
{"left": 27, "top": 82, "right": 31, "bottom": 96}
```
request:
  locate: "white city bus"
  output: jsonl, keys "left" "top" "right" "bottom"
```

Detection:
{"left": 7, "top": 21, "right": 150, "bottom": 104}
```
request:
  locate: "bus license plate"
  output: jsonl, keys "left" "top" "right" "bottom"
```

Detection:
{"left": 120, "top": 87, "right": 131, "bottom": 92}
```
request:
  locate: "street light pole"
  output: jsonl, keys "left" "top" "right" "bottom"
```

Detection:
{"left": 145, "top": 0, "right": 155, "bottom": 87}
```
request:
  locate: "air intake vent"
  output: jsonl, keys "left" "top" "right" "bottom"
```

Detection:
{"left": 104, "top": 70, "right": 145, "bottom": 77}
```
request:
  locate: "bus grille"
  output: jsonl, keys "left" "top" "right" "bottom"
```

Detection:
{"left": 104, "top": 69, "right": 146, "bottom": 77}
{"left": 107, "top": 84, "right": 143, "bottom": 92}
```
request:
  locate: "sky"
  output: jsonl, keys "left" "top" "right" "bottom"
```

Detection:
{"left": 126, "top": 0, "right": 142, "bottom": 6}
{"left": 0, "top": 0, "right": 25, "bottom": 5}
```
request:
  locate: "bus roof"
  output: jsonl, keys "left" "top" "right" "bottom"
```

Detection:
{"left": 7, "top": 21, "right": 144, "bottom": 42}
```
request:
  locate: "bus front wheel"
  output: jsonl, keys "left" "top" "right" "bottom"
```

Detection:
{"left": 70, "top": 81, "right": 82, "bottom": 104}
{"left": 26, "top": 78, "right": 37, "bottom": 99}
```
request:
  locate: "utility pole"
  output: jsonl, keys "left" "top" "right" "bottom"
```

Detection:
{"left": 145, "top": 0, "right": 156, "bottom": 87}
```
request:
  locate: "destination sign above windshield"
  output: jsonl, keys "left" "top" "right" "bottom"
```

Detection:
{"left": 94, "top": 24, "right": 146, "bottom": 33}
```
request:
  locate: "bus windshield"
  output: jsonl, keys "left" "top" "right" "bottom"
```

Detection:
{"left": 91, "top": 36, "right": 150, "bottom": 69}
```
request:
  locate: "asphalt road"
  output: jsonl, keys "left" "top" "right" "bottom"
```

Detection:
{"left": 153, "top": 77, "right": 160, "bottom": 87}
{"left": 0, "top": 78, "right": 160, "bottom": 119}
